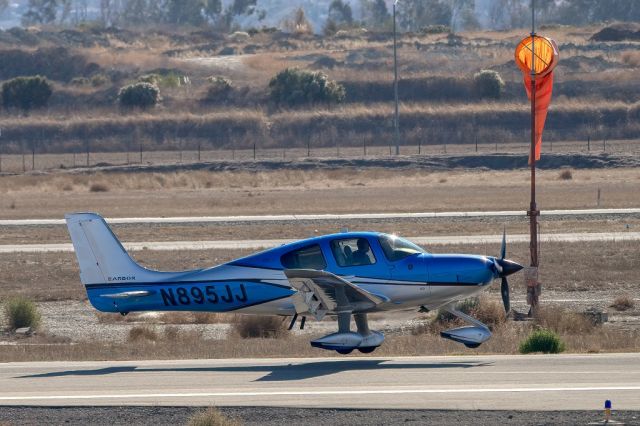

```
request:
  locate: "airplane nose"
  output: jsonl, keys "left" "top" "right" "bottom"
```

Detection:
{"left": 495, "top": 258, "right": 523, "bottom": 277}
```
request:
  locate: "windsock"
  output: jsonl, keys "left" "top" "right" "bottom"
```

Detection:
{"left": 515, "top": 35, "right": 559, "bottom": 163}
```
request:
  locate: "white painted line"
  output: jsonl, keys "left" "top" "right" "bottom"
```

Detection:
{"left": 1, "top": 232, "right": 639, "bottom": 253}
{"left": 1, "top": 208, "right": 639, "bottom": 226}
{"left": 2, "top": 386, "right": 640, "bottom": 401}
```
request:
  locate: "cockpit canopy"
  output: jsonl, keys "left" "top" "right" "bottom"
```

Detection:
{"left": 377, "top": 234, "right": 427, "bottom": 261}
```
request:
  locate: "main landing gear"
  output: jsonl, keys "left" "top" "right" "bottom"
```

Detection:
{"left": 310, "top": 312, "right": 384, "bottom": 354}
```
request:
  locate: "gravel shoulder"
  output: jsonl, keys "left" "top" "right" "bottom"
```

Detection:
{"left": 0, "top": 406, "right": 638, "bottom": 426}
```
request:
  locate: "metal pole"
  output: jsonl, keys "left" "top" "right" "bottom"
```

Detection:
{"left": 393, "top": 1, "right": 400, "bottom": 156}
{"left": 527, "top": 0, "right": 540, "bottom": 314}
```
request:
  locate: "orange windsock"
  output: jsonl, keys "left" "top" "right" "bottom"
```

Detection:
{"left": 524, "top": 73, "right": 553, "bottom": 162}
{"left": 514, "top": 35, "right": 559, "bottom": 163}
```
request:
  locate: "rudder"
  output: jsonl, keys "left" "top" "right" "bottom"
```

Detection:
{"left": 65, "top": 213, "right": 151, "bottom": 285}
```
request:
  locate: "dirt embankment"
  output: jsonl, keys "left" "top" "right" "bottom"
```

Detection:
{"left": 72, "top": 152, "right": 640, "bottom": 175}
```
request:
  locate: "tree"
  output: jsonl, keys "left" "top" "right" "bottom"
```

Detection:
{"left": 164, "top": 0, "right": 206, "bottom": 25}
{"left": 22, "top": 0, "right": 58, "bottom": 25}
{"left": 451, "top": 0, "right": 479, "bottom": 31}
{"left": 2, "top": 76, "right": 53, "bottom": 113}
{"left": 360, "top": 0, "right": 389, "bottom": 29}
{"left": 398, "top": 0, "right": 452, "bottom": 32}
{"left": 328, "top": 0, "right": 353, "bottom": 25}
{"left": 282, "top": 7, "right": 313, "bottom": 35}
{"left": 269, "top": 68, "right": 345, "bottom": 106}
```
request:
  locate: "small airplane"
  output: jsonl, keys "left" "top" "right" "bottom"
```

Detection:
{"left": 66, "top": 213, "right": 523, "bottom": 354}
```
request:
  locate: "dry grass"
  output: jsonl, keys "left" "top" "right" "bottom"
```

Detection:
{"left": 534, "top": 306, "right": 595, "bottom": 334}
{"left": 610, "top": 294, "right": 635, "bottom": 312}
{"left": 127, "top": 325, "right": 159, "bottom": 342}
{"left": 1, "top": 320, "right": 638, "bottom": 362}
{"left": 187, "top": 407, "right": 242, "bottom": 426}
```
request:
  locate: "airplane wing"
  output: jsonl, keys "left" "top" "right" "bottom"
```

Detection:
{"left": 284, "top": 269, "right": 385, "bottom": 320}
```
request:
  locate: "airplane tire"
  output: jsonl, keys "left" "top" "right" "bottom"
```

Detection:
{"left": 357, "top": 347, "right": 376, "bottom": 354}
{"left": 336, "top": 349, "right": 353, "bottom": 355}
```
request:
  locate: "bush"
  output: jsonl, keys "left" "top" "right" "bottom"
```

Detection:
{"left": 138, "top": 73, "right": 161, "bottom": 85}
{"left": 118, "top": 82, "right": 161, "bottom": 109}
{"left": 232, "top": 315, "right": 288, "bottom": 338}
{"left": 535, "top": 306, "right": 594, "bottom": 334}
{"left": 203, "top": 76, "right": 233, "bottom": 101}
{"left": 611, "top": 294, "right": 635, "bottom": 311}
{"left": 2, "top": 76, "right": 53, "bottom": 112}
{"left": 559, "top": 169, "right": 573, "bottom": 180}
{"left": 4, "top": 296, "right": 41, "bottom": 330}
{"left": 269, "top": 68, "right": 345, "bottom": 106}
{"left": 473, "top": 70, "right": 504, "bottom": 100}
{"left": 187, "top": 407, "right": 241, "bottom": 426}
{"left": 91, "top": 74, "right": 108, "bottom": 87}
{"left": 519, "top": 328, "right": 565, "bottom": 354}
{"left": 89, "top": 183, "right": 109, "bottom": 192}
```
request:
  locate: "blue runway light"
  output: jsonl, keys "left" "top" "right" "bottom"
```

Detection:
{"left": 605, "top": 400, "right": 612, "bottom": 409}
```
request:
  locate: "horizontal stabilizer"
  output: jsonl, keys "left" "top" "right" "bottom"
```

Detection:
{"left": 100, "top": 290, "right": 156, "bottom": 299}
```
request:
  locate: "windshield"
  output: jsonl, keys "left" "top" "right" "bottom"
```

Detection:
{"left": 378, "top": 234, "right": 427, "bottom": 262}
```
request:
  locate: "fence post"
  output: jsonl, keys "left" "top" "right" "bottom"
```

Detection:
{"left": 22, "top": 142, "right": 26, "bottom": 173}
{"left": 444, "top": 142, "right": 446, "bottom": 154}
{"left": 198, "top": 143, "right": 201, "bottom": 162}
{"left": 73, "top": 152, "right": 76, "bottom": 167}
{"left": 139, "top": 143, "right": 143, "bottom": 164}
{"left": 307, "top": 139, "right": 311, "bottom": 157}
{"left": 253, "top": 142, "right": 256, "bottom": 160}
{"left": 86, "top": 141, "right": 90, "bottom": 166}
{"left": 587, "top": 136, "right": 590, "bottom": 151}
{"left": 418, "top": 138, "right": 421, "bottom": 155}
{"left": 475, "top": 135, "right": 478, "bottom": 152}
{"left": 32, "top": 146, "right": 35, "bottom": 171}
{"left": 364, "top": 137, "right": 367, "bottom": 156}
{"left": 603, "top": 138, "right": 606, "bottom": 151}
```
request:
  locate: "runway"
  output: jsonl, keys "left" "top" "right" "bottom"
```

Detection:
{"left": 1, "top": 354, "right": 639, "bottom": 410}
{"left": 1, "top": 231, "right": 638, "bottom": 253}
{"left": 1, "top": 207, "right": 639, "bottom": 226}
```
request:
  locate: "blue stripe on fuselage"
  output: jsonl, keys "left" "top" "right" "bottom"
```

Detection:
{"left": 86, "top": 280, "right": 295, "bottom": 313}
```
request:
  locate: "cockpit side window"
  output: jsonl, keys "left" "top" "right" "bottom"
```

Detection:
{"left": 280, "top": 244, "right": 327, "bottom": 270}
{"left": 330, "top": 238, "right": 376, "bottom": 267}
{"left": 378, "top": 235, "right": 426, "bottom": 262}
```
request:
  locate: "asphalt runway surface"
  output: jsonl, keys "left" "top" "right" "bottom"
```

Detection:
{"left": 2, "top": 207, "right": 639, "bottom": 226}
{"left": 2, "top": 354, "right": 640, "bottom": 410}
{"left": 1, "top": 231, "right": 639, "bottom": 253}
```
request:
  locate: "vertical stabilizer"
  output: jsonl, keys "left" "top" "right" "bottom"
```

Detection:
{"left": 65, "top": 213, "right": 152, "bottom": 285}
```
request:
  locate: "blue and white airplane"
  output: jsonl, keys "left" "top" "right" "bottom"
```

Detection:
{"left": 66, "top": 213, "right": 523, "bottom": 354}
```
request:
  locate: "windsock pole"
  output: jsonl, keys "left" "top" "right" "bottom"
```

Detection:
{"left": 527, "top": 0, "right": 540, "bottom": 315}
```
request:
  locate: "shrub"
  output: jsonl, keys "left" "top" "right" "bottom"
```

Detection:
{"left": 269, "top": 68, "right": 345, "bottom": 106}
{"left": 138, "top": 73, "right": 161, "bottom": 85}
{"left": 232, "top": 315, "right": 288, "bottom": 338}
{"left": 91, "top": 74, "right": 108, "bottom": 87}
{"left": 282, "top": 8, "right": 313, "bottom": 35}
{"left": 559, "top": 169, "right": 573, "bottom": 180}
{"left": 128, "top": 325, "right": 158, "bottom": 342}
{"left": 187, "top": 407, "right": 241, "bottom": 426}
{"left": 204, "top": 76, "right": 233, "bottom": 101}
{"left": 89, "top": 183, "right": 109, "bottom": 192}
{"left": 519, "top": 328, "right": 565, "bottom": 354}
{"left": 118, "top": 82, "right": 161, "bottom": 109}
{"left": 2, "top": 76, "right": 53, "bottom": 112}
{"left": 70, "top": 77, "right": 90, "bottom": 86}
{"left": 4, "top": 296, "right": 41, "bottom": 330}
{"left": 611, "top": 294, "right": 635, "bottom": 311}
{"left": 473, "top": 70, "right": 504, "bottom": 100}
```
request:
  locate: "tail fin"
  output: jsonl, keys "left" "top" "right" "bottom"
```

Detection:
{"left": 65, "top": 213, "right": 153, "bottom": 285}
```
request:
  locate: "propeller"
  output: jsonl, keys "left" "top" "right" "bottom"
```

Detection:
{"left": 493, "top": 229, "right": 523, "bottom": 314}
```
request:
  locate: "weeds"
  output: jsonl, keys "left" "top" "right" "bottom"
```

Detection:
{"left": 187, "top": 407, "right": 242, "bottom": 426}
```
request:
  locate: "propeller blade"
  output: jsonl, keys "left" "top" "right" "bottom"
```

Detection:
{"left": 501, "top": 277, "right": 510, "bottom": 314}
{"left": 500, "top": 228, "right": 506, "bottom": 260}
